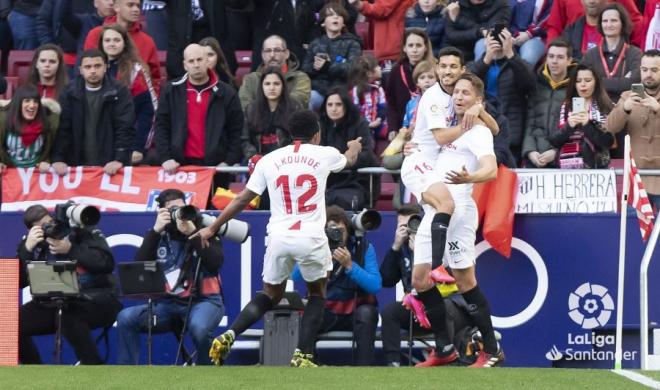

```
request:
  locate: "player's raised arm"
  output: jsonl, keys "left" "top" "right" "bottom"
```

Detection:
{"left": 191, "top": 188, "right": 259, "bottom": 244}
{"left": 343, "top": 136, "right": 363, "bottom": 167}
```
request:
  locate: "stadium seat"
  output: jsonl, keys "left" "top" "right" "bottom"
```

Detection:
{"left": 7, "top": 50, "right": 35, "bottom": 86}
{"left": 0, "top": 76, "right": 18, "bottom": 99}
{"left": 234, "top": 51, "right": 253, "bottom": 86}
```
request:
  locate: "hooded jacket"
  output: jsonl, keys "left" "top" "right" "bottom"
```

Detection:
{"left": 404, "top": 3, "right": 446, "bottom": 56}
{"left": 302, "top": 32, "right": 362, "bottom": 95}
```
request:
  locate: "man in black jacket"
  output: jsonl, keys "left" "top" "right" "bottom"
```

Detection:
{"left": 468, "top": 28, "right": 535, "bottom": 163}
{"left": 116, "top": 189, "right": 225, "bottom": 365}
{"left": 51, "top": 49, "right": 135, "bottom": 176}
{"left": 18, "top": 204, "right": 121, "bottom": 364}
{"left": 156, "top": 44, "right": 243, "bottom": 179}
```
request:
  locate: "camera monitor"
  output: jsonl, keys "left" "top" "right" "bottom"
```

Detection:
{"left": 118, "top": 261, "right": 167, "bottom": 297}
{"left": 28, "top": 261, "right": 80, "bottom": 297}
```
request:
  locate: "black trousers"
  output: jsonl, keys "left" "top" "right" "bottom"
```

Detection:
{"left": 319, "top": 304, "right": 379, "bottom": 366}
{"left": 381, "top": 298, "right": 472, "bottom": 365}
{"left": 19, "top": 294, "right": 122, "bottom": 364}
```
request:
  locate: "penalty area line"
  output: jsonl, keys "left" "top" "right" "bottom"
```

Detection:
{"left": 611, "top": 369, "right": 660, "bottom": 389}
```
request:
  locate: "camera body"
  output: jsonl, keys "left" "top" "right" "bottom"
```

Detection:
{"left": 405, "top": 214, "right": 422, "bottom": 235}
{"left": 42, "top": 201, "right": 101, "bottom": 240}
{"left": 325, "top": 226, "right": 345, "bottom": 250}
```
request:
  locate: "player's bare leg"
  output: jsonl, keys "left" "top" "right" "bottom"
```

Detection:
{"left": 291, "top": 278, "right": 327, "bottom": 367}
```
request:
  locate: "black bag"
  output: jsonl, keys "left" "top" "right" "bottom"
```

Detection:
{"left": 260, "top": 309, "right": 301, "bottom": 366}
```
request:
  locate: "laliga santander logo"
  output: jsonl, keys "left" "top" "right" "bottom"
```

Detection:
{"left": 568, "top": 282, "right": 614, "bottom": 329}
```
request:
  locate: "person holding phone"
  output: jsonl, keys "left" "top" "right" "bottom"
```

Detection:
{"left": 606, "top": 49, "right": 660, "bottom": 211}
{"left": 549, "top": 63, "right": 614, "bottom": 169}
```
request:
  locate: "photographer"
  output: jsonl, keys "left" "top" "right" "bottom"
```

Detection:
{"left": 380, "top": 204, "right": 475, "bottom": 367}
{"left": 17, "top": 204, "right": 121, "bottom": 365}
{"left": 294, "top": 205, "right": 382, "bottom": 365}
{"left": 116, "top": 189, "right": 224, "bottom": 366}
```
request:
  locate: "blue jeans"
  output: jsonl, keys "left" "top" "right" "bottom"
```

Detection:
{"left": 8, "top": 11, "right": 39, "bottom": 50}
{"left": 474, "top": 38, "right": 486, "bottom": 61}
{"left": 143, "top": 8, "right": 168, "bottom": 51}
{"left": 116, "top": 296, "right": 224, "bottom": 365}
{"left": 518, "top": 37, "right": 546, "bottom": 67}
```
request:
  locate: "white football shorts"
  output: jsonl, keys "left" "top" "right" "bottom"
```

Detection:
{"left": 262, "top": 233, "right": 332, "bottom": 284}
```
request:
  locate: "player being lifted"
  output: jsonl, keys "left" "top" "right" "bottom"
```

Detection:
{"left": 400, "top": 47, "right": 499, "bottom": 366}
{"left": 193, "top": 110, "right": 362, "bottom": 367}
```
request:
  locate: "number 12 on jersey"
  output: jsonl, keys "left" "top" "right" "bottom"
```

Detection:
{"left": 275, "top": 174, "right": 319, "bottom": 214}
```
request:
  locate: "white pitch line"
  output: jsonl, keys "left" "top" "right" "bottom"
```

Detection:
{"left": 611, "top": 369, "right": 660, "bottom": 389}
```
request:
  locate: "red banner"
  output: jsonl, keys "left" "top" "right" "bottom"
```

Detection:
{"left": 1, "top": 166, "right": 215, "bottom": 211}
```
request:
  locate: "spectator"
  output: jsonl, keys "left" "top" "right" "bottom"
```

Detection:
{"left": 165, "top": 0, "right": 243, "bottom": 79}
{"left": 84, "top": 0, "right": 161, "bottom": 93}
{"left": 559, "top": 0, "right": 606, "bottom": 60}
{"left": 606, "top": 49, "right": 660, "bottom": 210}
{"left": 116, "top": 189, "right": 225, "bottom": 366}
{"left": 0, "top": 85, "right": 59, "bottom": 173}
{"left": 59, "top": 0, "right": 115, "bottom": 58}
{"left": 405, "top": 0, "right": 446, "bottom": 57}
{"left": 293, "top": 205, "right": 381, "bottom": 366}
{"left": 241, "top": 67, "right": 301, "bottom": 161}
{"left": 348, "top": 53, "right": 388, "bottom": 141}
{"left": 17, "top": 204, "right": 122, "bottom": 364}
{"left": 51, "top": 49, "right": 135, "bottom": 176}
{"left": 303, "top": 2, "right": 362, "bottom": 111}
{"left": 522, "top": 39, "right": 575, "bottom": 168}
{"left": 8, "top": 0, "right": 43, "bottom": 50}
{"left": 443, "top": 0, "right": 511, "bottom": 62}
{"left": 199, "top": 36, "right": 236, "bottom": 87}
{"left": 142, "top": 0, "right": 167, "bottom": 50}
{"left": 99, "top": 24, "right": 158, "bottom": 166}
{"left": 583, "top": 3, "right": 641, "bottom": 103}
{"left": 35, "top": 1, "right": 95, "bottom": 72}
{"left": 231, "top": 1, "right": 340, "bottom": 72}
{"left": 348, "top": 0, "right": 416, "bottom": 66}
{"left": 508, "top": 0, "right": 552, "bottom": 67}
{"left": 155, "top": 44, "right": 243, "bottom": 190}
{"left": 543, "top": 0, "right": 644, "bottom": 48}
{"left": 549, "top": 63, "right": 614, "bottom": 168}
{"left": 239, "top": 35, "right": 311, "bottom": 112}
{"left": 320, "top": 87, "right": 378, "bottom": 210}
{"left": 468, "top": 27, "right": 535, "bottom": 162}
{"left": 385, "top": 28, "right": 435, "bottom": 140}
{"left": 27, "top": 44, "right": 69, "bottom": 99}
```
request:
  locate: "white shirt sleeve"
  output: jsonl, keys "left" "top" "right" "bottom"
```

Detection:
{"left": 326, "top": 147, "right": 348, "bottom": 173}
{"left": 245, "top": 157, "right": 267, "bottom": 195}
{"left": 467, "top": 126, "right": 496, "bottom": 159}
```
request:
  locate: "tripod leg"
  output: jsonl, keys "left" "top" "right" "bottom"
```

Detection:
{"left": 175, "top": 255, "right": 203, "bottom": 366}
{"left": 54, "top": 304, "right": 63, "bottom": 365}
{"left": 408, "top": 309, "right": 413, "bottom": 367}
{"left": 147, "top": 298, "right": 153, "bottom": 366}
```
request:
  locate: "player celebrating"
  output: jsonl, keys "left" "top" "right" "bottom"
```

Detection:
{"left": 193, "top": 110, "right": 362, "bottom": 367}
{"left": 400, "top": 47, "right": 498, "bottom": 365}
{"left": 441, "top": 73, "right": 502, "bottom": 367}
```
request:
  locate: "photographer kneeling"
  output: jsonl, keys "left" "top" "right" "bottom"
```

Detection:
{"left": 293, "top": 205, "right": 382, "bottom": 365}
{"left": 116, "top": 189, "right": 224, "bottom": 365}
{"left": 18, "top": 204, "right": 121, "bottom": 365}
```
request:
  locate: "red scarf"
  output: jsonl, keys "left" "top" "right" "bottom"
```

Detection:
{"left": 20, "top": 121, "right": 43, "bottom": 147}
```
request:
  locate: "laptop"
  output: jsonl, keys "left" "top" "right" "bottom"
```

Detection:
{"left": 28, "top": 261, "right": 80, "bottom": 297}
{"left": 117, "top": 261, "right": 167, "bottom": 297}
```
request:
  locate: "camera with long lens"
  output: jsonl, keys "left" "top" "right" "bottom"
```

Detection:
{"left": 199, "top": 214, "right": 250, "bottom": 243}
{"left": 347, "top": 209, "right": 382, "bottom": 235}
{"left": 42, "top": 201, "right": 101, "bottom": 240}
{"left": 169, "top": 205, "right": 199, "bottom": 223}
{"left": 406, "top": 214, "right": 421, "bottom": 235}
{"left": 325, "top": 226, "right": 344, "bottom": 250}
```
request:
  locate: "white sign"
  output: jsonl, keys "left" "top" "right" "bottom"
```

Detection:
{"left": 516, "top": 170, "right": 617, "bottom": 214}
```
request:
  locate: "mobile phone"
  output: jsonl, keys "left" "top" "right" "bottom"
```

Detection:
{"left": 631, "top": 83, "right": 646, "bottom": 98}
{"left": 572, "top": 97, "right": 586, "bottom": 113}
{"left": 490, "top": 22, "right": 506, "bottom": 43}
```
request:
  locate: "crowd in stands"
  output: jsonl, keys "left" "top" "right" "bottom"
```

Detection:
{"left": 1, "top": 0, "right": 660, "bottom": 209}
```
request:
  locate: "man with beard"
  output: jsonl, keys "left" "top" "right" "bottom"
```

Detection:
{"left": 606, "top": 49, "right": 660, "bottom": 211}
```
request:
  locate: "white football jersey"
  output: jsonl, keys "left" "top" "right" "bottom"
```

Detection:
{"left": 435, "top": 124, "right": 495, "bottom": 203}
{"left": 410, "top": 83, "right": 453, "bottom": 158}
{"left": 246, "top": 141, "right": 347, "bottom": 237}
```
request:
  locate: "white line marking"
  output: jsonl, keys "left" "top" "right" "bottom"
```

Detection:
{"left": 611, "top": 369, "right": 660, "bottom": 389}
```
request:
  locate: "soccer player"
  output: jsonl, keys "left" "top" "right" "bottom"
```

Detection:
{"left": 193, "top": 110, "right": 362, "bottom": 367}
{"left": 441, "top": 73, "right": 503, "bottom": 367}
{"left": 400, "top": 46, "right": 498, "bottom": 365}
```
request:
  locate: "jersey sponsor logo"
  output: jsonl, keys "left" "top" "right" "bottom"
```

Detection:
{"left": 448, "top": 241, "right": 460, "bottom": 251}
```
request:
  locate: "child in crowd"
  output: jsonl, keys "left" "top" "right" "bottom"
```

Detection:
{"left": 348, "top": 53, "right": 388, "bottom": 140}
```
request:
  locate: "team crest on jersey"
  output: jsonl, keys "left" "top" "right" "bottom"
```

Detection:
{"left": 430, "top": 104, "right": 440, "bottom": 114}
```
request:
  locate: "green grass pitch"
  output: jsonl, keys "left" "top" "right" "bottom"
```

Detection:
{"left": 0, "top": 366, "right": 651, "bottom": 389}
